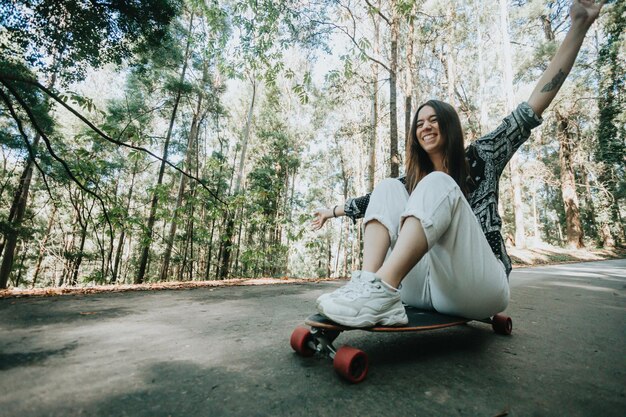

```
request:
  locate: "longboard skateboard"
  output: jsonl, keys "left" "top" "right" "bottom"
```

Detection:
{"left": 290, "top": 307, "right": 512, "bottom": 383}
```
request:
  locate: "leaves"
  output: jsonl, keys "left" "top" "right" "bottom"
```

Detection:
{"left": 0, "top": 0, "right": 183, "bottom": 84}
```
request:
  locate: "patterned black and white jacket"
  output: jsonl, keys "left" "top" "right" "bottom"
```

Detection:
{"left": 343, "top": 102, "right": 543, "bottom": 276}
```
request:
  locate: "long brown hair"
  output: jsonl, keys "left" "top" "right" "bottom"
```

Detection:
{"left": 405, "top": 100, "right": 469, "bottom": 196}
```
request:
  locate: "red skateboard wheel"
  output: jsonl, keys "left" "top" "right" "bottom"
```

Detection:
{"left": 492, "top": 314, "right": 513, "bottom": 335}
{"left": 333, "top": 346, "right": 369, "bottom": 383}
{"left": 290, "top": 327, "right": 315, "bottom": 357}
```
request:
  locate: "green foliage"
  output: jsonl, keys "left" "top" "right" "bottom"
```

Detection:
{"left": 0, "top": 0, "right": 183, "bottom": 83}
{"left": 594, "top": 0, "right": 626, "bottom": 244}
{"left": 597, "top": 0, "right": 626, "bottom": 174}
{"left": 58, "top": 91, "right": 105, "bottom": 117}
{"left": 0, "top": 124, "right": 26, "bottom": 153}
{"left": 0, "top": 61, "right": 56, "bottom": 136}
{"left": 228, "top": 0, "right": 330, "bottom": 82}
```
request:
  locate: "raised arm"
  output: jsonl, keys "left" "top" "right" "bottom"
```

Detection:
{"left": 527, "top": 0, "right": 606, "bottom": 117}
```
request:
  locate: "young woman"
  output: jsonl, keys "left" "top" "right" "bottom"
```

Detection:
{"left": 312, "top": 0, "right": 606, "bottom": 328}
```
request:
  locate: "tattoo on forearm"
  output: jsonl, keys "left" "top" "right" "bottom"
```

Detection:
{"left": 541, "top": 69, "right": 566, "bottom": 93}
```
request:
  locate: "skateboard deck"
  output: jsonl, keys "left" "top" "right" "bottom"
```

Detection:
{"left": 305, "top": 307, "right": 469, "bottom": 332}
{"left": 291, "top": 306, "right": 512, "bottom": 383}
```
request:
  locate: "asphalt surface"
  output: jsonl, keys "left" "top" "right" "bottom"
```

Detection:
{"left": 1, "top": 259, "right": 624, "bottom": 417}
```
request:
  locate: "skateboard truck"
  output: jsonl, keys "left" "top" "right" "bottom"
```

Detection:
{"left": 291, "top": 326, "right": 369, "bottom": 383}
{"left": 291, "top": 309, "right": 512, "bottom": 383}
{"left": 309, "top": 328, "right": 340, "bottom": 358}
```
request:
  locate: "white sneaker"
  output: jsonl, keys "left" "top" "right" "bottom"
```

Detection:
{"left": 317, "top": 271, "right": 408, "bottom": 328}
{"left": 315, "top": 271, "right": 364, "bottom": 309}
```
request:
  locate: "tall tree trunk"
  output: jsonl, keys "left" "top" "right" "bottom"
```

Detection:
{"left": 445, "top": 6, "right": 457, "bottom": 105}
{"left": 112, "top": 158, "right": 138, "bottom": 284}
{"left": 284, "top": 166, "right": 297, "bottom": 275}
{"left": 368, "top": 1, "right": 381, "bottom": 192}
{"left": 334, "top": 222, "right": 342, "bottom": 277}
{"left": 403, "top": 3, "right": 416, "bottom": 152}
{"left": 595, "top": 1, "right": 625, "bottom": 247}
{"left": 219, "top": 79, "right": 256, "bottom": 279}
{"left": 71, "top": 218, "right": 89, "bottom": 286}
{"left": 541, "top": 8, "right": 585, "bottom": 248}
{"left": 13, "top": 243, "right": 26, "bottom": 288}
{"left": 217, "top": 142, "right": 241, "bottom": 279}
{"left": 219, "top": 217, "right": 234, "bottom": 279}
{"left": 499, "top": 0, "right": 526, "bottom": 248}
{"left": 136, "top": 12, "right": 194, "bottom": 284}
{"left": 60, "top": 212, "right": 79, "bottom": 287}
{"left": 326, "top": 233, "right": 331, "bottom": 279}
{"left": 69, "top": 194, "right": 94, "bottom": 286}
{"left": 477, "top": 1, "right": 488, "bottom": 136}
{"left": 234, "top": 205, "right": 245, "bottom": 276}
{"left": 32, "top": 205, "right": 57, "bottom": 287}
{"left": 582, "top": 164, "right": 598, "bottom": 242}
{"left": 389, "top": 9, "right": 400, "bottom": 177}
{"left": 234, "top": 79, "right": 256, "bottom": 194}
{"left": 188, "top": 174, "right": 197, "bottom": 281}
{"left": 206, "top": 216, "right": 217, "bottom": 280}
{"left": 204, "top": 129, "right": 226, "bottom": 280}
{"left": 369, "top": 63, "right": 379, "bottom": 190}
{"left": 160, "top": 84, "right": 204, "bottom": 281}
{"left": 531, "top": 190, "right": 541, "bottom": 243}
{"left": 555, "top": 111, "right": 585, "bottom": 248}
{"left": 0, "top": 138, "right": 39, "bottom": 289}
{"left": 177, "top": 214, "right": 193, "bottom": 282}
{"left": 0, "top": 66, "right": 58, "bottom": 289}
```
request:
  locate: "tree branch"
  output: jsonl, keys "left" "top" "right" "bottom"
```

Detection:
{"left": 309, "top": 20, "right": 391, "bottom": 72}
{"left": 363, "top": 0, "right": 391, "bottom": 26}
{"left": 0, "top": 73, "right": 227, "bottom": 206}
{"left": 0, "top": 87, "right": 56, "bottom": 206}
{"left": 0, "top": 78, "right": 116, "bottom": 264}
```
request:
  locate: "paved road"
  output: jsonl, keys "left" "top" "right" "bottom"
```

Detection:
{"left": 1, "top": 259, "right": 625, "bottom": 416}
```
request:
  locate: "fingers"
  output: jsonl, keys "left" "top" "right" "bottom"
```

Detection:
{"left": 311, "top": 219, "right": 325, "bottom": 231}
{"left": 311, "top": 211, "right": 325, "bottom": 231}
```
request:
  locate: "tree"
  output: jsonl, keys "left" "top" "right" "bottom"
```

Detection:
{"left": 0, "top": 0, "right": 182, "bottom": 288}
{"left": 217, "top": 0, "right": 329, "bottom": 279}
{"left": 555, "top": 109, "right": 585, "bottom": 248}
{"left": 541, "top": 2, "right": 585, "bottom": 248}
{"left": 500, "top": 0, "right": 527, "bottom": 249}
{"left": 596, "top": 0, "right": 626, "bottom": 247}
{"left": 135, "top": 11, "right": 195, "bottom": 284}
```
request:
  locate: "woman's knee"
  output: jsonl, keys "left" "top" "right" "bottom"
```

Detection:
{"left": 373, "top": 178, "right": 407, "bottom": 194}
{"left": 369, "top": 178, "right": 409, "bottom": 206}
{"left": 408, "top": 172, "right": 460, "bottom": 204}
{"left": 415, "top": 171, "right": 457, "bottom": 191}
{"left": 365, "top": 178, "right": 408, "bottom": 241}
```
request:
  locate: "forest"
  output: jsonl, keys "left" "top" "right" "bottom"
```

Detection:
{"left": 0, "top": 0, "right": 623, "bottom": 290}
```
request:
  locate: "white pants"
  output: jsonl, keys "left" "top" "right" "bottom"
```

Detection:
{"left": 363, "top": 172, "right": 509, "bottom": 319}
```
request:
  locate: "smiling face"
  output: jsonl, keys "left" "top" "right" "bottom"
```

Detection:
{"left": 415, "top": 105, "right": 445, "bottom": 166}
{"left": 406, "top": 99, "right": 468, "bottom": 194}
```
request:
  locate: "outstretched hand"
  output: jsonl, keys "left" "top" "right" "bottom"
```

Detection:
{"left": 570, "top": 0, "right": 606, "bottom": 28}
{"left": 311, "top": 208, "right": 333, "bottom": 231}
{"left": 527, "top": 0, "right": 607, "bottom": 117}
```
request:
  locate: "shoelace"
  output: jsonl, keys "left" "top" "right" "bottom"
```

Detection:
{"left": 330, "top": 272, "right": 363, "bottom": 294}
{"left": 332, "top": 278, "right": 364, "bottom": 296}
{"left": 340, "top": 275, "right": 382, "bottom": 300}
